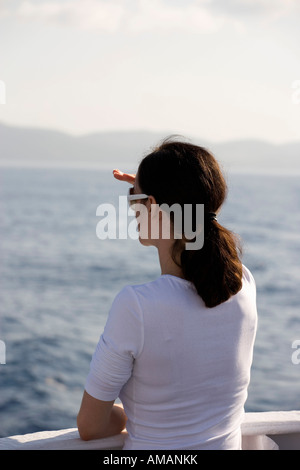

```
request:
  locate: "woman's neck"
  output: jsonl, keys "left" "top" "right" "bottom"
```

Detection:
{"left": 157, "top": 242, "right": 184, "bottom": 279}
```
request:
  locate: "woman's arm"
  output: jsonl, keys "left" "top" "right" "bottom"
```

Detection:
{"left": 77, "top": 287, "right": 141, "bottom": 441}
{"left": 77, "top": 391, "right": 127, "bottom": 441}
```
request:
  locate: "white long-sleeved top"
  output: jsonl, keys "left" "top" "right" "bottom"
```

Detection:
{"left": 85, "top": 265, "right": 257, "bottom": 450}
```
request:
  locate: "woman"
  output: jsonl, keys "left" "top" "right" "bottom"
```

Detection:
{"left": 77, "top": 138, "right": 257, "bottom": 450}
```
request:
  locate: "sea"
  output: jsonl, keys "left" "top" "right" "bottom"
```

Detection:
{"left": 0, "top": 167, "right": 300, "bottom": 438}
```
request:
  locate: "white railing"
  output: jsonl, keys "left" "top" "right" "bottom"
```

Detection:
{"left": 0, "top": 411, "right": 300, "bottom": 450}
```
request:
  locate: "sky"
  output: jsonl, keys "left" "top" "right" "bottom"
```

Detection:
{"left": 0, "top": 0, "right": 300, "bottom": 144}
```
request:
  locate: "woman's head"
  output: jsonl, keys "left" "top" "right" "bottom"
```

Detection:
{"left": 136, "top": 136, "right": 243, "bottom": 308}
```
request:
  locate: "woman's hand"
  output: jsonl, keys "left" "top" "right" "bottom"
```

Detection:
{"left": 113, "top": 169, "right": 136, "bottom": 185}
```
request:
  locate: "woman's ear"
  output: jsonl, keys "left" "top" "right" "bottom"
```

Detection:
{"left": 147, "top": 195, "right": 157, "bottom": 212}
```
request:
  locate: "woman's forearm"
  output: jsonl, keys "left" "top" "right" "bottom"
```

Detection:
{"left": 77, "top": 392, "right": 127, "bottom": 441}
{"left": 103, "top": 404, "right": 127, "bottom": 438}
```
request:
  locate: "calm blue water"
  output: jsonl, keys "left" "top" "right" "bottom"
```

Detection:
{"left": 0, "top": 167, "right": 300, "bottom": 438}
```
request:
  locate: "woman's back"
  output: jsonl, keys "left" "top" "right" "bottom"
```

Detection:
{"left": 86, "top": 265, "right": 257, "bottom": 450}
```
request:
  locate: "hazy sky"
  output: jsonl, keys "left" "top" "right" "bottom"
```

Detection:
{"left": 0, "top": 0, "right": 300, "bottom": 143}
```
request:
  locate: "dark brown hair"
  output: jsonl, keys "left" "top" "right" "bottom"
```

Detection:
{"left": 137, "top": 137, "right": 243, "bottom": 308}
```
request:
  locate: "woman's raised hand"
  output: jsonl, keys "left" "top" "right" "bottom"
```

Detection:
{"left": 112, "top": 169, "right": 136, "bottom": 185}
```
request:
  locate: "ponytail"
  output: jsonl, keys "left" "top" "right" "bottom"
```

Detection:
{"left": 174, "top": 220, "right": 243, "bottom": 308}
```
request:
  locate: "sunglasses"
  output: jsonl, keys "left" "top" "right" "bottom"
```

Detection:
{"left": 127, "top": 187, "right": 149, "bottom": 207}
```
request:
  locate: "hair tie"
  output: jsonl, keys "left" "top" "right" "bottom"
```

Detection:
{"left": 206, "top": 212, "right": 217, "bottom": 222}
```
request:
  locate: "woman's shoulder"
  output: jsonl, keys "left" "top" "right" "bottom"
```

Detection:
{"left": 117, "top": 277, "right": 161, "bottom": 296}
{"left": 242, "top": 264, "right": 256, "bottom": 287}
{"left": 114, "top": 276, "right": 171, "bottom": 304}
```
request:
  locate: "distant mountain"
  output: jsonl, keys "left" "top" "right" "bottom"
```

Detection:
{"left": 208, "top": 139, "right": 300, "bottom": 173}
{"left": 0, "top": 121, "right": 299, "bottom": 173}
